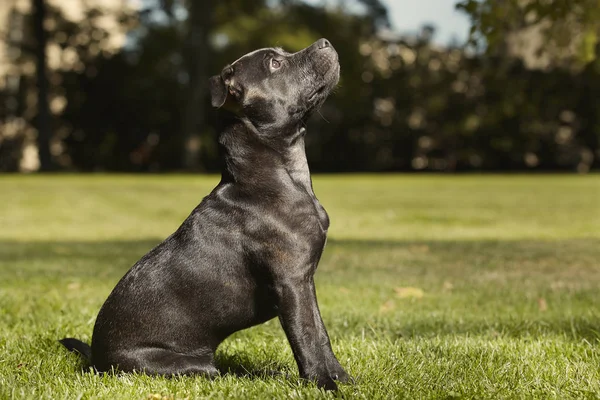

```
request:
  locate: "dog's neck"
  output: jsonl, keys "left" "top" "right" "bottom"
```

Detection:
{"left": 218, "top": 119, "right": 314, "bottom": 196}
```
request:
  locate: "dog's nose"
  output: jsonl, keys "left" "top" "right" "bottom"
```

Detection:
{"left": 317, "top": 38, "right": 331, "bottom": 49}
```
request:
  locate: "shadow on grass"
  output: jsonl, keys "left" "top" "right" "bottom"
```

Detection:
{"left": 2, "top": 237, "right": 598, "bottom": 274}
{"left": 55, "top": 336, "right": 291, "bottom": 381}
{"left": 3, "top": 238, "right": 599, "bottom": 344}
{"left": 373, "top": 317, "right": 600, "bottom": 343}
{"left": 58, "top": 355, "right": 290, "bottom": 383}
{"left": 2, "top": 236, "right": 599, "bottom": 257}
{"left": 215, "top": 352, "right": 292, "bottom": 380}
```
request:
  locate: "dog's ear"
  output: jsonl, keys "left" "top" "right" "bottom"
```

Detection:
{"left": 208, "top": 75, "right": 228, "bottom": 108}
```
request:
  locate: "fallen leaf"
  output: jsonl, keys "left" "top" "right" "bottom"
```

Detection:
{"left": 146, "top": 395, "right": 176, "bottom": 400}
{"left": 379, "top": 299, "right": 395, "bottom": 313}
{"left": 408, "top": 245, "right": 429, "bottom": 254}
{"left": 443, "top": 281, "right": 454, "bottom": 292}
{"left": 394, "top": 287, "right": 425, "bottom": 299}
{"left": 538, "top": 297, "right": 548, "bottom": 312}
{"left": 53, "top": 246, "right": 72, "bottom": 255}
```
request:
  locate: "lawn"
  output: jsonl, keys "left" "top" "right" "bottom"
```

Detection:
{"left": 0, "top": 174, "right": 599, "bottom": 399}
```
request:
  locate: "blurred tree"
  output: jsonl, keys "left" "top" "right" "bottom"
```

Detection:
{"left": 180, "top": 0, "right": 213, "bottom": 170}
{"left": 32, "top": 0, "right": 52, "bottom": 171}
{"left": 456, "top": 0, "right": 600, "bottom": 69}
{"left": 1, "top": 0, "right": 598, "bottom": 173}
{"left": 0, "top": 0, "right": 138, "bottom": 171}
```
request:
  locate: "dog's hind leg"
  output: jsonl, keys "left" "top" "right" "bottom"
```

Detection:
{"left": 103, "top": 347, "right": 219, "bottom": 378}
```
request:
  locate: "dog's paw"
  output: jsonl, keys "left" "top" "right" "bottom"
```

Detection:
{"left": 304, "top": 371, "right": 339, "bottom": 391}
{"left": 331, "top": 370, "right": 352, "bottom": 384}
{"left": 204, "top": 365, "right": 220, "bottom": 379}
{"left": 317, "top": 375, "right": 338, "bottom": 391}
{"left": 327, "top": 361, "right": 353, "bottom": 384}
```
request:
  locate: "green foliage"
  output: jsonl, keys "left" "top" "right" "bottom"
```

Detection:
{"left": 456, "top": 0, "right": 600, "bottom": 66}
{"left": 0, "top": 175, "right": 599, "bottom": 398}
{"left": 2, "top": 1, "right": 600, "bottom": 173}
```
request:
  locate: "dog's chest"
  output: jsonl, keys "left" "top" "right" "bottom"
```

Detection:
{"left": 313, "top": 199, "right": 330, "bottom": 233}
{"left": 286, "top": 172, "right": 329, "bottom": 233}
{"left": 287, "top": 195, "right": 329, "bottom": 241}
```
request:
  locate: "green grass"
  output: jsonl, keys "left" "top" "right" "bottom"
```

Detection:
{"left": 0, "top": 174, "right": 599, "bottom": 399}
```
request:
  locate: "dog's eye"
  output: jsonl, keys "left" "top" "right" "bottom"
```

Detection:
{"left": 228, "top": 87, "right": 241, "bottom": 97}
{"left": 270, "top": 58, "right": 281, "bottom": 70}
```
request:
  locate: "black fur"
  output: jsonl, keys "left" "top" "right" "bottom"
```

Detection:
{"left": 60, "top": 38, "right": 347, "bottom": 391}
{"left": 59, "top": 338, "right": 92, "bottom": 361}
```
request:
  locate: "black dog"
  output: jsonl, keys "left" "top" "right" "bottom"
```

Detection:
{"left": 60, "top": 38, "right": 349, "bottom": 391}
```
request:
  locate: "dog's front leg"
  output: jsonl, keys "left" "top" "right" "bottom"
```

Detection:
{"left": 306, "top": 278, "right": 351, "bottom": 383}
{"left": 275, "top": 275, "right": 338, "bottom": 391}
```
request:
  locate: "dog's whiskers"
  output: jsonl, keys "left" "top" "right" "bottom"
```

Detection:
{"left": 317, "top": 109, "right": 330, "bottom": 123}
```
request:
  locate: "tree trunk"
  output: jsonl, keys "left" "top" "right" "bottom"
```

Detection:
{"left": 181, "top": 0, "right": 212, "bottom": 171}
{"left": 32, "top": 0, "right": 52, "bottom": 171}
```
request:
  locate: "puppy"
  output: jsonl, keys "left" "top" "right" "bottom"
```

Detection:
{"left": 61, "top": 38, "right": 348, "bottom": 391}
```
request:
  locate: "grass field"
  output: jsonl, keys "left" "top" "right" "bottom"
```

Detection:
{"left": 0, "top": 174, "right": 599, "bottom": 399}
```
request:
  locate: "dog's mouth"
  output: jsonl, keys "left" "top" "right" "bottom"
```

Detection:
{"left": 308, "top": 85, "right": 327, "bottom": 102}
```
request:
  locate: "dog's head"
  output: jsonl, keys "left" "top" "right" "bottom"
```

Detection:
{"left": 209, "top": 38, "right": 339, "bottom": 132}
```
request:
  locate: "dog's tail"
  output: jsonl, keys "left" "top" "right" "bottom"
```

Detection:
{"left": 59, "top": 338, "right": 92, "bottom": 362}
